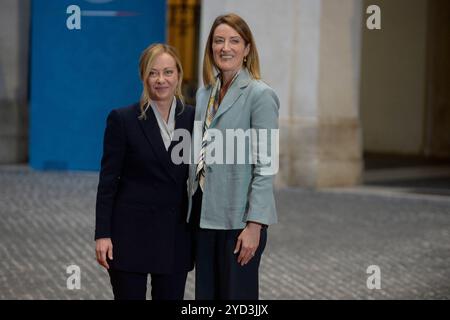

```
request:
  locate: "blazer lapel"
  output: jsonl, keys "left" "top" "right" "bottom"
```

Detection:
{"left": 198, "top": 86, "right": 211, "bottom": 124}
{"left": 137, "top": 103, "right": 177, "bottom": 183}
{"left": 170, "top": 99, "right": 189, "bottom": 156}
{"left": 173, "top": 98, "right": 187, "bottom": 132}
{"left": 169, "top": 99, "right": 191, "bottom": 176}
{"left": 210, "top": 69, "right": 251, "bottom": 128}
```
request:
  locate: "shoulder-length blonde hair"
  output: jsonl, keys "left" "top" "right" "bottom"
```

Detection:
{"left": 203, "top": 13, "right": 261, "bottom": 86}
{"left": 138, "top": 43, "right": 184, "bottom": 120}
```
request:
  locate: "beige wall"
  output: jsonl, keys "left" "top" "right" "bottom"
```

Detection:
{"left": 360, "top": 0, "right": 428, "bottom": 155}
{"left": 425, "top": 0, "right": 450, "bottom": 158}
{"left": 200, "top": 0, "right": 363, "bottom": 187}
{"left": 0, "top": 0, "right": 29, "bottom": 163}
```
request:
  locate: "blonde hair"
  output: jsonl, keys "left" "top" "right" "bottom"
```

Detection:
{"left": 138, "top": 43, "right": 184, "bottom": 120}
{"left": 203, "top": 13, "right": 261, "bottom": 86}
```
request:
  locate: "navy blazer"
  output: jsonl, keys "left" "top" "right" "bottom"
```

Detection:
{"left": 95, "top": 100, "right": 195, "bottom": 274}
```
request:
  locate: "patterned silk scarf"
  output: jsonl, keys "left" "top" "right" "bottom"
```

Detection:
{"left": 195, "top": 72, "right": 239, "bottom": 191}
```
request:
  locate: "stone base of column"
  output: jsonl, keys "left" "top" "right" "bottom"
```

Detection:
{"left": 0, "top": 100, "right": 28, "bottom": 163}
{"left": 277, "top": 116, "right": 362, "bottom": 188}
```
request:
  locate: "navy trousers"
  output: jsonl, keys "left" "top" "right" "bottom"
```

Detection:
{"left": 191, "top": 188, "right": 267, "bottom": 300}
{"left": 108, "top": 269, "right": 188, "bottom": 300}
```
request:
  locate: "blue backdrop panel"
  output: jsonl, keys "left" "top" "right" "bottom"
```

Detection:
{"left": 30, "top": 0, "right": 166, "bottom": 171}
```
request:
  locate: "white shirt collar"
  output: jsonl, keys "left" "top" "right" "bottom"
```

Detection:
{"left": 150, "top": 98, "right": 176, "bottom": 151}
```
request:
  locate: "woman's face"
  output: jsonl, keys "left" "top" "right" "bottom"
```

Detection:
{"left": 147, "top": 52, "right": 179, "bottom": 103}
{"left": 212, "top": 23, "right": 250, "bottom": 75}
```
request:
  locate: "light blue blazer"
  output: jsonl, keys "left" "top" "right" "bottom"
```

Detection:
{"left": 187, "top": 68, "right": 280, "bottom": 229}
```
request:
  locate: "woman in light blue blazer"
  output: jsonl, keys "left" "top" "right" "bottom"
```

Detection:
{"left": 187, "top": 13, "right": 279, "bottom": 300}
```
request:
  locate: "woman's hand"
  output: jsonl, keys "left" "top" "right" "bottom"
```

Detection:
{"left": 234, "top": 222, "right": 262, "bottom": 266}
{"left": 95, "top": 238, "right": 113, "bottom": 269}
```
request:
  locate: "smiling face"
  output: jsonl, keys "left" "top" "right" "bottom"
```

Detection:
{"left": 212, "top": 23, "right": 250, "bottom": 77}
{"left": 147, "top": 52, "right": 179, "bottom": 104}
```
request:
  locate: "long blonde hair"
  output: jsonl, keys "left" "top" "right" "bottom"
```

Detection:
{"left": 138, "top": 43, "right": 184, "bottom": 120}
{"left": 203, "top": 13, "right": 261, "bottom": 86}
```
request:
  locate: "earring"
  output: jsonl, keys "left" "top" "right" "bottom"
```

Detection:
{"left": 244, "top": 56, "right": 247, "bottom": 63}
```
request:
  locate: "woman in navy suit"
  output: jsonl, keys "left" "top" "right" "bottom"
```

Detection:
{"left": 94, "top": 44, "right": 194, "bottom": 300}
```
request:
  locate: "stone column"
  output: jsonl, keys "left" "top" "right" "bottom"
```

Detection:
{"left": 200, "top": 0, "right": 363, "bottom": 187}
{"left": 0, "top": 0, "right": 30, "bottom": 164}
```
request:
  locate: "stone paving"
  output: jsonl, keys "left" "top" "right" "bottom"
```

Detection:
{"left": 1, "top": 165, "right": 449, "bottom": 300}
